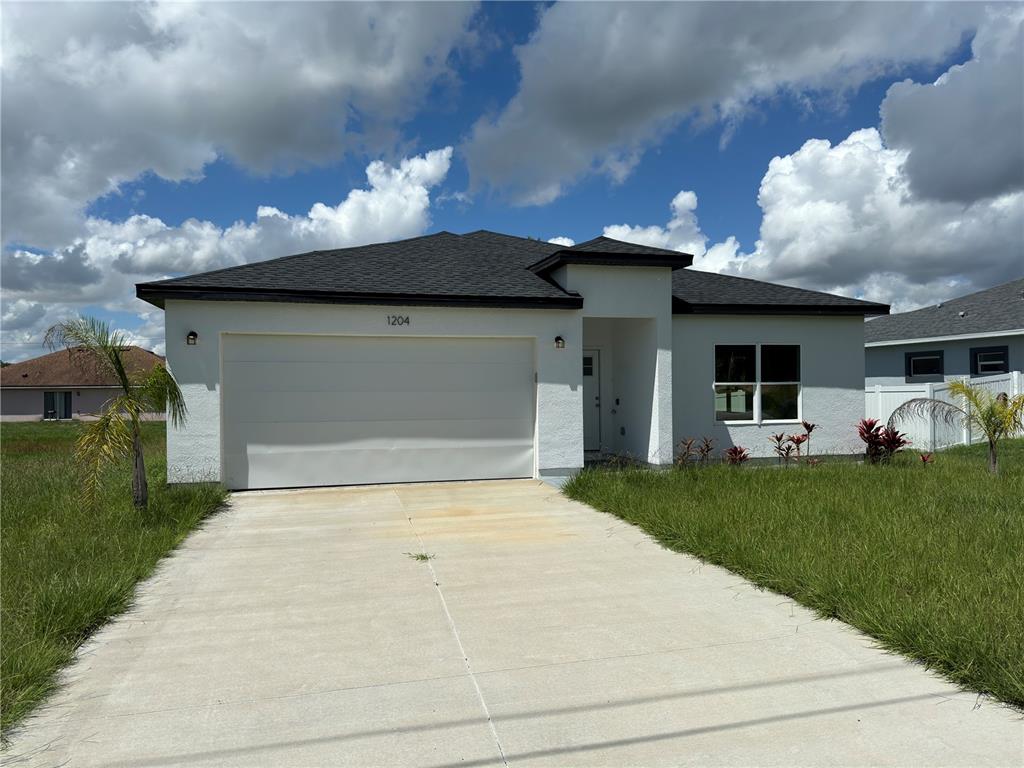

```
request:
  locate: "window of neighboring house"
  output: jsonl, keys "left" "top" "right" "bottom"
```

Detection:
{"left": 905, "top": 351, "right": 944, "bottom": 383}
{"left": 43, "top": 391, "right": 72, "bottom": 420}
{"left": 970, "top": 345, "right": 1009, "bottom": 377}
{"left": 714, "top": 344, "right": 801, "bottom": 423}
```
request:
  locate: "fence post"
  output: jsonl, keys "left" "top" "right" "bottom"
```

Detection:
{"left": 925, "top": 382, "right": 936, "bottom": 451}
{"left": 1014, "top": 371, "right": 1022, "bottom": 398}
{"left": 875, "top": 385, "right": 882, "bottom": 421}
{"left": 963, "top": 395, "right": 971, "bottom": 446}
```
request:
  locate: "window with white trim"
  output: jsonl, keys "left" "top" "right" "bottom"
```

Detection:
{"left": 714, "top": 344, "right": 800, "bottom": 423}
{"left": 970, "top": 345, "right": 1009, "bottom": 376}
{"left": 905, "top": 350, "right": 943, "bottom": 383}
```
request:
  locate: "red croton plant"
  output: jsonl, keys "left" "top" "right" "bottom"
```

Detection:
{"left": 857, "top": 418, "right": 911, "bottom": 464}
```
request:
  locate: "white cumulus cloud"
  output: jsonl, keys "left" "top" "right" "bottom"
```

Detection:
{"left": 607, "top": 131, "right": 1022, "bottom": 312}
{"left": 465, "top": 2, "right": 984, "bottom": 204}
{"left": 1, "top": 2, "right": 476, "bottom": 248}
{"left": 0, "top": 148, "right": 454, "bottom": 361}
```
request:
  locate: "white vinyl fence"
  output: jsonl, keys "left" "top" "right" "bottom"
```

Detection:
{"left": 865, "top": 372, "right": 1023, "bottom": 451}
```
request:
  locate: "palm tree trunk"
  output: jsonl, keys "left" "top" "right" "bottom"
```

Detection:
{"left": 132, "top": 424, "right": 148, "bottom": 508}
{"left": 988, "top": 440, "right": 999, "bottom": 475}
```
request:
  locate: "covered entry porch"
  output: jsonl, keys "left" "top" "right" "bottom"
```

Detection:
{"left": 581, "top": 316, "right": 673, "bottom": 464}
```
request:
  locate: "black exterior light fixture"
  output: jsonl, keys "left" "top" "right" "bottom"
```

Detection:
{"left": 554, "top": 336, "right": 566, "bottom": 349}
{"left": 186, "top": 330, "right": 198, "bottom": 346}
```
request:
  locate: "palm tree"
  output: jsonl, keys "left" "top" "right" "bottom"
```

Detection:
{"left": 45, "top": 317, "right": 186, "bottom": 508}
{"left": 888, "top": 380, "right": 1024, "bottom": 474}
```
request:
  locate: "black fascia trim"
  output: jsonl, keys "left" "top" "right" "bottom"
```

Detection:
{"left": 673, "top": 300, "right": 890, "bottom": 317}
{"left": 136, "top": 284, "right": 584, "bottom": 310}
{"left": 528, "top": 250, "right": 694, "bottom": 275}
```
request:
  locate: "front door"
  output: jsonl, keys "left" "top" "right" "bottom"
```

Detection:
{"left": 583, "top": 350, "right": 601, "bottom": 451}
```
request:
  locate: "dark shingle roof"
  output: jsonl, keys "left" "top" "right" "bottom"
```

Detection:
{"left": 527, "top": 235, "right": 693, "bottom": 274}
{"left": 673, "top": 269, "right": 889, "bottom": 315}
{"left": 136, "top": 230, "right": 886, "bottom": 315}
{"left": 864, "top": 277, "right": 1024, "bottom": 343}
{"left": 137, "top": 231, "right": 578, "bottom": 309}
{"left": 566, "top": 236, "right": 691, "bottom": 257}
{"left": 0, "top": 347, "right": 164, "bottom": 388}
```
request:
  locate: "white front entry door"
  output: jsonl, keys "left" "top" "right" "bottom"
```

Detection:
{"left": 582, "top": 350, "right": 601, "bottom": 451}
{"left": 221, "top": 334, "right": 536, "bottom": 490}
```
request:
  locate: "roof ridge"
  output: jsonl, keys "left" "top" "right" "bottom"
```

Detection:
{"left": 885, "top": 276, "right": 1024, "bottom": 317}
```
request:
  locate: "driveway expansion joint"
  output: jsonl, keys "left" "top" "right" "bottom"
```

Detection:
{"left": 396, "top": 491, "right": 510, "bottom": 768}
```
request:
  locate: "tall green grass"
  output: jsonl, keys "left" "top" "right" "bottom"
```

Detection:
{"left": 565, "top": 441, "right": 1024, "bottom": 708}
{"left": 1, "top": 422, "right": 227, "bottom": 734}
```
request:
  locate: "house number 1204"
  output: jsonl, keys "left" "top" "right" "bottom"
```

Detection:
{"left": 386, "top": 315, "right": 410, "bottom": 326}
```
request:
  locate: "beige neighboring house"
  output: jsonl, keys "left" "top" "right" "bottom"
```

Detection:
{"left": 0, "top": 346, "right": 166, "bottom": 422}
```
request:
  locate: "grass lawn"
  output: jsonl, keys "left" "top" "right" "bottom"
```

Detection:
{"left": 565, "top": 439, "right": 1024, "bottom": 709}
{"left": 1, "top": 421, "right": 227, "bottom": 735}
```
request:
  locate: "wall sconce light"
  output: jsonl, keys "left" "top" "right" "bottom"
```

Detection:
{"left": 554, "top": 336, "right": 565, "bottom": 349}
{"left": 186, "top": 331, "right": 198, "bottom": 346}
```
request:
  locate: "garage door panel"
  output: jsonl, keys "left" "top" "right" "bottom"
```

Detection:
{"left": 221, "top": 334, "right": 536, "bottom": 489}
{"left": 223, "top": 360, "right": 532, "bottom": 394}
{"left": 223, "top": 334, "right": 532, "bottom": 366}
{"left": 225, "top": 444, "right": 534, "bottom": 489}
{"left": 224, "top": 388, "right": 534, "bottom": 425}
{"left": 226, "top": 417, "right": 534, "bottom": 448}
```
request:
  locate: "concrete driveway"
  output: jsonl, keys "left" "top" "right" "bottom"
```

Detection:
{"left": 5, "top": 480, "right": 1021, "bottom": 767}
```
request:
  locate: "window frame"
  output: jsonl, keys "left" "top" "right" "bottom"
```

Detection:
{"left": 969, "top": 345, "right": 1009, "bottom": 377}
{"left": 713, "top": 343, "right": 802, "bottom": 426}
{"left": 904, "top": 350, "right": 944, "bottom": 383}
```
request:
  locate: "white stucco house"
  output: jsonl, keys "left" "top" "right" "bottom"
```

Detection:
{"left": 865, "top": 278, "right": 1024, "bottom": 386}
{"left": 136, "top": 231, "right": 888, "bottom": 489}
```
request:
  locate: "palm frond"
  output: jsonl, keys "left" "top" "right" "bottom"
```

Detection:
{"left": 75, "top": 401, "right": 134, "bottom": 506}
{"left": 888, "top": 397, "right": 966, "bottom": 429}
{"left": 136, "top": 364, "right": 188, "bottom": 427}
{"left": 44, "top": 316, "right": 132, "bottom": 392}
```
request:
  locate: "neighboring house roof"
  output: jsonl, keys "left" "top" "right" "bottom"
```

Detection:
{"left": 137, "top": 230, "right": 887, "bottom": 316}
{"left": 864, "top": 277, "right": 1024, "bottom": 345}
{"left": 673, "top": 269, "right": 889, "bottom": 315}
{"left": 0, "top": 347, "right": 164, "bottom": 388}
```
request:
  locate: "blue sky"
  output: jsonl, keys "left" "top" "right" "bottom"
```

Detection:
{"left": 2, "top": 3, "right": 1021, "bottom": 360}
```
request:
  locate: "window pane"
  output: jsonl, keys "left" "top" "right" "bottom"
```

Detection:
{"left": 910, "top": 354, "right": 942, "bottom": 377}
{"left": 976, "top": 351, "right": 1007, "bottom": 374}
{"left": 714, "top": 384, "right": 754, "bottom": 421}
{"left": 762, "top": 384, "right": 799, "bottom": 420}
{"left": 715, "top": 345, "right": 755, "bottom": 383}
{"left": 761, "top": 345, "right": 800, "bottom": 382}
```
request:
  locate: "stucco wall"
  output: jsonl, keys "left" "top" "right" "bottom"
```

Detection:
{"left": 563, "top": 265, "right": 674, "bottom": 464}
{"left": 865, "top": 334, "right": 1024, "bottom": 386}
{"left": 1, "top": 387, "right": 122, "bottom": 421}
{"left": 582, "top": 318, "right": 663, "bottom": 459}
{"left": 673, "top": 314, "right": 866, "bottom": 457}
{"left": 163, "top": 299, "right": 583, "bottom": 483}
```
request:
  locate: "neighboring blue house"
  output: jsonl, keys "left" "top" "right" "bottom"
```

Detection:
{"left": 865, "top": 278, "right": 1024, "bottom": 387}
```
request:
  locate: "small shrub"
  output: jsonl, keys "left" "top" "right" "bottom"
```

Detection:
{"left": 858, "top": 418, "right": 910, "bottom": 464}
{"left": 789, "top": 433, "right": 808, "bottom": 459}
{"left": 697, "top": 436, "right": 715, "bottom": 464}
{"left": 801, "top": 421, "right": 817, "bottom": 456}
{"left": 675, "top": 438, "right": 697, "bottom": 467}
{"left": 919, "top": 452, "right": 934, "bottom": 467}
{"left": 723, "top": 446, "right": 750, "bottom": 465}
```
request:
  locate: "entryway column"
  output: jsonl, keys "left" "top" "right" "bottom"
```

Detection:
{"left": 648, "top": 316, "right": 674, "bottom": 465}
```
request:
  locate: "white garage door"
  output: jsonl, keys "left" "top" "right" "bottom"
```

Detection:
{"left": 221, "top": 334, "right": 535, "bottom": 490}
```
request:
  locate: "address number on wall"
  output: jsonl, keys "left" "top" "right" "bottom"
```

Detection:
{"left": 386, "top": 315, "right": 411, "bottom": 326}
